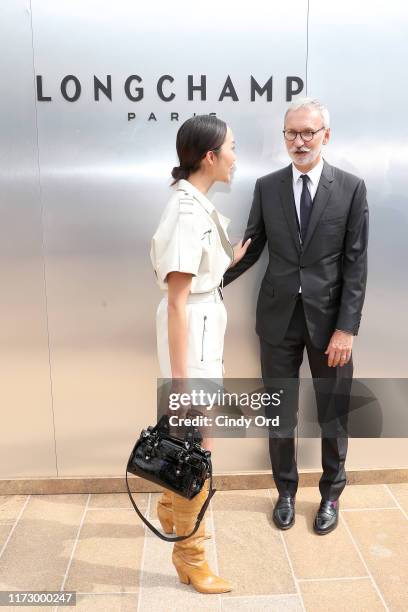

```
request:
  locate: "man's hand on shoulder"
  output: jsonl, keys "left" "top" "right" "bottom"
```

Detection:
{"left": 324, "top": 329, "right": 354, "bottom": 367}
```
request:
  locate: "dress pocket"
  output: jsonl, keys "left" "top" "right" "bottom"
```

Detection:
{"left": 320, "top": 214, "right": 346, "bottom": 225}
{"left": 201, "top": 229, "right": 212, "bottom": 245}
{"left": 329, "top": 283, "right": 342, "bottom": 300}
{"left": 201, "top": 314, "right": 208, "bottom": 361}
{"left": 196, "top": 306, "right": 226, "bottom": 364}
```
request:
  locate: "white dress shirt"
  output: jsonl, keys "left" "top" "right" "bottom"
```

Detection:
{"left": 292, "top": 157, "right": 324, "bottom": 293}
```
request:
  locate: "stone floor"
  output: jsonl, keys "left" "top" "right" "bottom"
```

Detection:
{"left": 0, "top": 483, "right": 407, "bottom": 611}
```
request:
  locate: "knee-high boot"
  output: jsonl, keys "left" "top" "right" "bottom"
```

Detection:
{"left": 157, "top": 489, "right": 174, "bottom": 534}
{"left": 171, "top": 481, "right": 232, "bottom": 594}
{"left": 157, "top": 489, "right": 211, "bottom": 539}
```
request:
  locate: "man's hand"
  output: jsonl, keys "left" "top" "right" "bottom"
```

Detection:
{"left": 324, "top": 330, "right": 354, "bottom": 367}
{"left": 229, "top": 237, "right": 252, "bottom": 268}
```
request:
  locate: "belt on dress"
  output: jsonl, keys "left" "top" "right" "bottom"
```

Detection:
{"left": 185, "top": 287, "right": 223, "bottom": 303}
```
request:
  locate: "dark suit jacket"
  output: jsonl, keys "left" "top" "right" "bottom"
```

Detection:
{"left": 223, "top": 160, "right": 369, "bottom": 349}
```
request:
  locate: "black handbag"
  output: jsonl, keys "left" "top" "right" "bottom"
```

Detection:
{"left": 125, "top": 414, "right": 216, "bottom": 542}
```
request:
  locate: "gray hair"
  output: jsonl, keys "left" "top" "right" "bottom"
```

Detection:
{"left": 284, "top": 97, "right": 330, "bottom": 128}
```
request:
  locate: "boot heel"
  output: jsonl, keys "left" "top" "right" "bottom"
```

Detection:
{"left": 175, "top": 567, "right": 190, "bottom": 585}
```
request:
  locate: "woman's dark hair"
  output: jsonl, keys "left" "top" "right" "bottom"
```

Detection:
{"left": 170, "top": 115, "right": 227, "bottom": 185}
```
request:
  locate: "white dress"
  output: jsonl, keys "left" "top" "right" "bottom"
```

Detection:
{"left": 150, "top": 179, "right": 234, "bottom": 379}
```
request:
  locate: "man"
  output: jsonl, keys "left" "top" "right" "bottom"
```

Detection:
{"left": 223, "top": 98, "right": 368, "bottom": 534}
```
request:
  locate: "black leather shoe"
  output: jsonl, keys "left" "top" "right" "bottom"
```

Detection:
{"left": 273, "top": 495, "right": 295, "bottom": 530}
{"left": 313, "top": 499, "right": 339, "bottom": 535}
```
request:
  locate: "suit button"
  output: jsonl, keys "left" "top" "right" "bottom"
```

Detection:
{"left": 299, "top": 265, "right": 305, "bottom": 269}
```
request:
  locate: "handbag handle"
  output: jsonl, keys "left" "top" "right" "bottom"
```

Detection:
{"left": 154, "top": 411, "right": 202, "bottom": 446}
{"left": 125, "top": 464, "right": 216, "bottom": 542}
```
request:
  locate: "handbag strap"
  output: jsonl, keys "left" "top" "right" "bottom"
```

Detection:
{"left": 125, "top": 463, "right": 216, "bottom": 542}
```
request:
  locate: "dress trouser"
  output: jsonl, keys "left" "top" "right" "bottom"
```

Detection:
{"left": 260, "top": 295, "right": 353, "bottom": 501}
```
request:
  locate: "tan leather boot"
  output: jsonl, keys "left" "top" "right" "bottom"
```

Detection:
{"left": 157, "top": 489, "right": 174, "bottom": 534}
{"left": 157, "top": 489, "right": 211, "bottom": 539}
{"left": 171, "top": 481, "right": 232, "bottom": 593}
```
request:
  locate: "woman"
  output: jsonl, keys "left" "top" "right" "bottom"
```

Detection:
{"left": 150, "top": 115, "right": 251, "bottom": 594}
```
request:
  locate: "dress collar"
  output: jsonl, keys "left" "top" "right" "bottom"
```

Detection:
{"left": 292, "top": 156, "right": 324, "bottom": 188}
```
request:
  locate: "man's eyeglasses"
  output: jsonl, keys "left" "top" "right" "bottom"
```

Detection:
{"left": 283, "top": 126, "right": 325, "bottom": 142}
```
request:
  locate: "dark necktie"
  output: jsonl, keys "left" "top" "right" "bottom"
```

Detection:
{"left": 300, "top": 174, "right": 312, "bottom": 242}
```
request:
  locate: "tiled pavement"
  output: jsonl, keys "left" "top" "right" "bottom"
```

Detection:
{"left": 0, "top": 484, "right": 407, "bottom": 611}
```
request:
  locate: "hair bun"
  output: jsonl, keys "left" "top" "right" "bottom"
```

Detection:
{"left": 171, "top": 165, "right": 180, "bottom": 179}
{"left": 171, "top": 165, "right": 188, "bottom": 181}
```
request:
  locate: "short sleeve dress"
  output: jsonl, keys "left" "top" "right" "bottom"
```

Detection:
{"left": 150, "top": 179, "right": 234, "bottom": 379}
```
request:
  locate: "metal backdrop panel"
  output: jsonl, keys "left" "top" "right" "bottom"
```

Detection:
{"left": 307, "top": 0, "right": 408, "bottom": 378}
{"left": 0, "top": 0, "right": 405, "bottom": 478}
{"left": 0, "top": 0, "right": 56, "bottom": 478}
{"left": 29, "top": 0, "right": 307, "bottom": 477}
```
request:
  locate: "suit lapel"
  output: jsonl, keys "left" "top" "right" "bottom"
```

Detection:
{"left": 278, "top": 164, "right": 301, "bottom": 254}
{"left": 301, "top": 160, "right": 334, "bottom": 252}
{"left": 214, "top": 210, "right": 231, "bottom": 235}
{"left": 210, "top": 209, "right": 234, "bottom": 260}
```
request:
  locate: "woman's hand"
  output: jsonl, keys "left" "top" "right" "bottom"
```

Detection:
{"left": 166, "top": 377, "right": 191, "bottom": 421}
{"left": 229, "top": 237, "right": 252, "bottom": 268}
